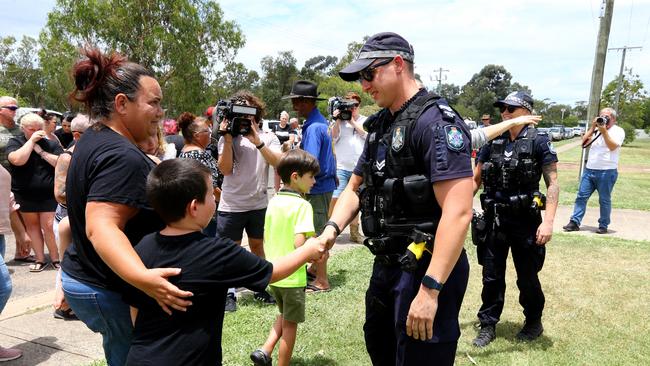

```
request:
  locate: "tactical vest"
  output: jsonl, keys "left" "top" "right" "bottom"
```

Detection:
{"left": 481, "top": 127, "right": 542, "bottom": 197}
{"left": 359, "top": 92, "right": 469, "bottom": 243}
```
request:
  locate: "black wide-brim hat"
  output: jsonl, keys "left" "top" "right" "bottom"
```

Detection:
{"left": 282, "top": 80, "right": 325, "bottom": 100}
{"left": 339, "top": 32, "right": 415, "bottom": 82}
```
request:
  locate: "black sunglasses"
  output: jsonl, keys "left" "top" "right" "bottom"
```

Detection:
{"left": 1, "top": 106, "right": 18, "bottom": 111}
{"left": 499, "top": 105, "right": 519, "bottom": 113}
{"left": 359, "top": 58, "right": 394, "bottom": 82}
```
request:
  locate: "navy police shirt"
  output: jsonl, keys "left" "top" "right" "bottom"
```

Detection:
{"left": 353, "top": 90, "right": 473, "bottom": 184}
{"left": 477, "top": 125, "right": 558, "bottom": 165}
{"left": 477, "top": 124, "right": 558, "bottom": 193}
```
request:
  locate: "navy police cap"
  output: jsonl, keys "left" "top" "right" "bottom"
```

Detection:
{"left": 493, "top": 91, "right": 534, "bottom": 112}
{"left": 339, "top": 32, "right": 414, "bottom": 82}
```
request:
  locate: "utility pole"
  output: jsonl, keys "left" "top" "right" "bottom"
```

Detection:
{"left": 432, "top": 67, "right": 449, "bottom": 94}
{"left": 608, "top": 45, "right": 642, "bottom": 110}
{"left": 579, "top": 0, "right": 614, "bottom": 179}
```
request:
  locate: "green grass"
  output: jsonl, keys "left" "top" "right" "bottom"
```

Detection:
{"left": 556, "top": 138, "right": 650, "bottom": 210}
{"left": 90, "top": 235, "right": 650, "bottom": 365}
{"left": 223, "top": 236, "right": 650, "bottom": 365}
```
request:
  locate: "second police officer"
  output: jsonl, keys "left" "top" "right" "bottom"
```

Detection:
{"left": 471, "top": 91, "right": 560, "bottom": 347}
{"left": 318, "top": 32, "right": 474, "bottom": 365}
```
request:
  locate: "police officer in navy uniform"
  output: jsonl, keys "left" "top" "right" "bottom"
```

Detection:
{"left": 317, "top": 32, "right": 474, "bottom": 365}
{"left": 471, "top": 91, "right": 560, "bottom": 347}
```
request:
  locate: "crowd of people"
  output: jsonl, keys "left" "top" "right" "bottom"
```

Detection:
{"left": 0, "top": 30, "right": 626, "bottom": 366}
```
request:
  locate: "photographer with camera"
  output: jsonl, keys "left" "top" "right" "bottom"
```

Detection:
{"left": 216, "top": 91, "right": 282, "bottom": 311}
{"left": 329, "top": 92, "right": 367, "bottom": 244}
{"left": 563, "top": 107, "right": 625, "bottom": 234}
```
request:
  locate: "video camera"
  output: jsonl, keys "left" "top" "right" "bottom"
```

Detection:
{"left": 328, "top": 96, "right": 356, "bottom": 121}
{"left": 595, "top": 115, "right": 610, "bottom": 127}
{"left": 214, "top": 99, "right": 259, "bottom": 137}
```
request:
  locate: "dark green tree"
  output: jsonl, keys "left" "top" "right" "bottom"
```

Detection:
{"left": 259, "top": 51, "right": 298, "bottom": 119}
{"left": 0, "top": 36, "right": 44, "bottom": 106}
{"left": 601, "top": 71, "right": 647, "bottom": 143}
{"left": 457, "top": 65, "right": 530, "bottom": 121}
{"left": 299, "top": 55, "right": 338, "bottom": 82}
{"left": 39, "top": 0, "right": 245, "bottom": 116}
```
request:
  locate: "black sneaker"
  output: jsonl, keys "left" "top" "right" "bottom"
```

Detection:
{"left": 254, "top": 290, "right": 276, "bottom": 305}
{"left": 516, "top": 319, "right": 544, "bottom": 341}
{"left": 224, "top": 294, "right": 237, "bottom": 312}
{"left": 250, "top": 349, "right": 272, "bottom": 366}
{"left": 596, "top": 227, "right": 608, "bottom": 234}
{"left": 562, "top": 221, "right": 580, "bottom": 232}
{"left": 472, "top": 324, "right": 496, "bottom": 347}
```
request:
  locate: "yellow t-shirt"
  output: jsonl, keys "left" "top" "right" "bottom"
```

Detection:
{"left": 264, "top": 191, "right": 314, "bottom": 288}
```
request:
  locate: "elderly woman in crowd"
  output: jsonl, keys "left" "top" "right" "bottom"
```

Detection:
{"left": 177, "top": 112, "right": 222, "bottom": 236}
{"left": 60, "top": 48, "right": 192, "bottom": 365}
{"left": 7, "top": 113, "right": 62, "bottom": 272}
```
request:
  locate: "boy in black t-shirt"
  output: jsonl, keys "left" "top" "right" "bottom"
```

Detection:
{"left": 124, "top": 159, "right": 324, "bottom": 366}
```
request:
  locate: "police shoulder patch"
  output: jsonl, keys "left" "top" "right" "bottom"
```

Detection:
{"left": 445, "top": 125, "right": 465, "bottom": 152}
{"left": 547, "top": 141, "right": 557, "bottom": 154}
{"left": 392, "top": 126, "right": 405, "bottom": 152}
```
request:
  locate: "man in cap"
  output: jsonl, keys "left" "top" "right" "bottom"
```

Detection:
{"left": 316, "top": 32, "right": 473, "bottom": 365}
{"left": 480, "top": 114, "right": 492, "bottom": 128}
{"left": 284, "top": 80, "right": 336, "bottom": 292}
{"left": 471, "top": 91, "right": 559, "bottom": 347}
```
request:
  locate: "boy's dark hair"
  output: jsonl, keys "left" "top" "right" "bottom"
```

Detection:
{"left": 277, "top": 149, "right": 320, "bottom": 184}
{"left": 147, "top": 159, "right": 212, "bottom": 224}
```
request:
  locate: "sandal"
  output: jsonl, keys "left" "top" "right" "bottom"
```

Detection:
{"left": 51, "top": 261, "right": 61, "bottom": 270}
{"left": 29, "top": 262, "right": 47, "bottom": 273}
{"left": 305, "top": 283, "right": 331, "bottom": 294}
{"left": 13, "top": 255, "right": 36, "bottom": 263}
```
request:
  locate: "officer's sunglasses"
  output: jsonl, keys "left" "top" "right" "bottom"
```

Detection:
{"left": 499, "top": 105, "right": 519, "bottom": 114}
{"left": 0, "top": 106, "right": 18, "bottom": 111}
{"left": 358, "top": 58, "right": 394, "bottom": 82}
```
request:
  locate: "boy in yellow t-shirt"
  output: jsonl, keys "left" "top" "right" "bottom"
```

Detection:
{"left": 251, "top": 149, "right": 320, "bottom": 366}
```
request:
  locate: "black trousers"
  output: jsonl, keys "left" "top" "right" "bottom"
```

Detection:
{"left": 364, "top": 250, "right": 469, "bottom": 366}
{"left": 477, "top": 222, "right": 546, "bottom": 326}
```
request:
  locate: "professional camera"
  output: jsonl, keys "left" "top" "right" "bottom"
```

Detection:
{"left": 328, "top": 96, "right": 356, "bottom": 121}
{"left": 214, "top": 99, "right": 259, "bottom": 137}
{"left": 596, "top": 115, "right": 610, "bottom": 127}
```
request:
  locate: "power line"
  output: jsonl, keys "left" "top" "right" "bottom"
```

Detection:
{"left": 607, "top": 45, "right": 642, "bottom": 110}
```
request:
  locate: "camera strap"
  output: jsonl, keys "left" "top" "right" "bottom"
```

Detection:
{"left": 582, "top": 132, "right": 601, "bottom": 148}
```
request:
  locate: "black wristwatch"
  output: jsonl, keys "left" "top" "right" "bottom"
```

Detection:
{"left": 324, "top": 220, "right": 341, "bottom": 236}
{"left": 421, "top": 275, "right": 444, "bottom": 291}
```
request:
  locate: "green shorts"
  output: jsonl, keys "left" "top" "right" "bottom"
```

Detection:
{"left": 306, "top": 192, "right": 332, "bottom": 235}
{"left": 269, "top": 286, "right": 306, "bottom": 323}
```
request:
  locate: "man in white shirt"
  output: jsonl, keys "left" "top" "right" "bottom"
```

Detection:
{"left": 563, "top": 107, "right": 625, "bottom": 234}
{"left": 329, "top": 92, "right": 367, "bottom": 243}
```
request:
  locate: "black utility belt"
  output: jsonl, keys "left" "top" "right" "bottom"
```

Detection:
{"left": 363, "top": 236, "right": 409, "bottom": 256}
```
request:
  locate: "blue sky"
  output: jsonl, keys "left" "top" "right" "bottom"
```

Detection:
{"left": 2, "top": 0, "right": 649, "bottom": 106}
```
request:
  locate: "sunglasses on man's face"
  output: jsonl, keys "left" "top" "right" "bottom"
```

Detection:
{"left": 499, "top": 105, "right": 519, "bottom": 114}
{"left": 1, "top": 106, "right": 18, "bottom": 111}
{"left": 358, "top": 58, "right": 394, "bottom": 82}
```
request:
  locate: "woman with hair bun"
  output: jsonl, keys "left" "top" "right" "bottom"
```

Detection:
{"left": 61, "top": 48, "right": 192, "bottom": 365}
{"left": 177, "top": 112, "right": 222, "bottom": 236}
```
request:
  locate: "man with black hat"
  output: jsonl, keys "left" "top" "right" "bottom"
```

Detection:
{"left": 284, "top": 80, "right": 336, "bottom": 292}
{"left": 316, "top": 32, "right": 473, "bottom": 365}
{"left": 471, "top": 91, "right": 559, "bottom": 347}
